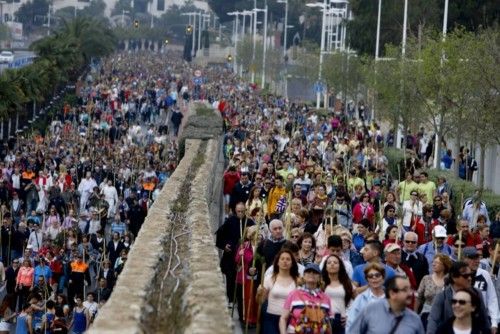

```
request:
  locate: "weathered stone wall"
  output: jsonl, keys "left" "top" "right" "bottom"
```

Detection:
{"left": 89, "top": 104, "right": 230, "bottom": 334}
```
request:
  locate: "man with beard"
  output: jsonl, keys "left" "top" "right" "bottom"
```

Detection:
{"left": 216, "top": 202, "right": 255, "bottom": 307}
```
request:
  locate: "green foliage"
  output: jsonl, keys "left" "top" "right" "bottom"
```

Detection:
{"left": 0, "top": 17, "right": 116, "bottom": 120}
{"left": 15, "top": 0, "right": 49, "bottom": 33}
{"left": 347, "top": 0, "right": 499, "bottom": 56}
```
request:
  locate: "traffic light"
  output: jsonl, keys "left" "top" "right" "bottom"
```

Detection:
{"left": 134, "top": 20, "right": 139, "bottom": 28}
{"left": 227, "top": 54, "right": 233, "bottom": 62}
{"left": 186, "top": 25, "right": 193, "bottom": 34}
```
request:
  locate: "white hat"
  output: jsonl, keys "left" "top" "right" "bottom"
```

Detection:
{"left": 433, "top": 225, "right": 447, "bottom": 238}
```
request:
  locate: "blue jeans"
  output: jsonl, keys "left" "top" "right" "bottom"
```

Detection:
{"left": 261, "top": 312, "right": 280, "bottom": 334}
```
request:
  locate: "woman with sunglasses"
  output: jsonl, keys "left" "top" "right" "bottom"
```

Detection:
{"left": 437, "top": 288, "right": 485, "bottom": 334}
{"left": 415, "top": 254, "right": 452, "bottom": 330}
{"left": 427, "top": 261, "right": 491, "bottom": 334}
{"left": 346, "top": 262, "right": 386, "bottom": 332}
{"left": 352, "top": 192, "right": 375, "bottom": 228}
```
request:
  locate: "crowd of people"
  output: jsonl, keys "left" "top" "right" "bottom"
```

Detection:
{"left": 0, "top": 51, "right": 193, "bottom": 333}
{"left": 215, "top": 74, "right": 500, "bottom": 334}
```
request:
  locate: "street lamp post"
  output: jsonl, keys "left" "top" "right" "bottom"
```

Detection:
{"left": 307, "top": 0, "right": 328, "bottom": 108}
{"left": 277, "top": 0, "right": 288, "bottom": 98}
{"left": 251, "top": 8, "right": 257, "bottom": 83}
{"left": 402, "top": 0, "right": 408, "bottom": 57}
{"left": 262, "top": 6, "right": 268, "bottom": 88}
{"left": 227, "top": 12, "right": 242, "bottom": 72}
{"left": 375, "top": 0, "right": 382, "bottom": 60}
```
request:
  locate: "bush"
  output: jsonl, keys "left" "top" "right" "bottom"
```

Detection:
{"left": 384, "top": 148, "right": 500, "bottom": 219}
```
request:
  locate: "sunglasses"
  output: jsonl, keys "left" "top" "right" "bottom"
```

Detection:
{"left": 366, "top": 272, "right": 382, "bottom": 279}
{"left": 451, "top": 299, "right": 470, "bottom": 305}
{"left": 291, "top": 235, "right": 300, "bottom": 239}
{"left": 404, "top": 240, "right": 417, "bottom": 244}
{"left": 460, "top": 273, "right": 473, "bottom": 279}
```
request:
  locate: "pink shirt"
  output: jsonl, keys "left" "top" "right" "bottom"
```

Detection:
{"left": 283, "top": 288, "right": 332, "bottom": 334}
{"left": 16, "top": 267, "right": 34, "bottom": 287}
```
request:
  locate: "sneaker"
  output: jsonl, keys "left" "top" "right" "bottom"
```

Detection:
{"left": 227, "top": 302, "right": 233, "bottom": 309}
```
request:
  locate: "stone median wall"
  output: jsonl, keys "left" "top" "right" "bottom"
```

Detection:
{"left": 89, "top": 104, "right": 230, "bottom": 333}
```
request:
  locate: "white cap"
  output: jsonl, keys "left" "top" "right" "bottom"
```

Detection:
{"left": 433, "top": 225, "right": 447, "bottom": 238}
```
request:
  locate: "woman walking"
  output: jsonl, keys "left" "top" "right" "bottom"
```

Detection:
{"left": 257, "top": 249, "right": 299, "bottom": 334}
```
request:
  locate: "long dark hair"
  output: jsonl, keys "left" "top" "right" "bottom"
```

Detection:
{"left": 321, "top": 254, "right": 354, "bottom": 306}
{"left": 272, "top": 249, "right": 300, "bottom": 282}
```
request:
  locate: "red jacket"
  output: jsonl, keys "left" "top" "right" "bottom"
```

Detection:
{"left": 412, "top": 217, "right": 439, "bottom": 246}
{"left": 352, "top": 203, "right": 375, "bottom": 225}
{"left": 446, "top": 232, "right": 482, "bottom": 247}
{"left": 223, "top": 171, "right": 240, "bottom": 195}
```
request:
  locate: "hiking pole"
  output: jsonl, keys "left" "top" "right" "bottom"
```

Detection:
{"left": 255, "top": 261, "right": 266, "bottom": 334}
{"left": 457, "top": 230, "right": 463, "bottom": 261}
{"left": 491, "top": 243, "right": 499, "bottom": 277}
{"left": 245, "top": 214, "right": 263, "bottom": 334}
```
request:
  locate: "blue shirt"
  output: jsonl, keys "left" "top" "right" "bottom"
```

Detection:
{"left": 352, "top": 262, "right": 397, "bottom": 287}
{"left": 34, "top": 265, "right": 51, "bottom": 283}
{"left": 352, "top": 234, "right": 365, "bottom": 252}
{"left": 417, "top": 242, "right": 453, "bottom": 269}
{"left": 349, "top": 298, "right": 425, "bottom": 334}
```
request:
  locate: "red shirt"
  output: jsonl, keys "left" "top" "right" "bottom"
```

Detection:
{"left": 413, "top": 217, "right": 439, "bottom": 246}
{"left": 223, "top": 171, "right": 240, "bottom": 195}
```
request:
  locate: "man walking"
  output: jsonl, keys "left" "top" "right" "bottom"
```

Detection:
{"left": 348, "top": 276, "right": 424, "bottom": 333}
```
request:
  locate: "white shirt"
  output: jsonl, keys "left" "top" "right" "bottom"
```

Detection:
{"left": 263, "top": 275, "right": 296, "bottom": 315}
{"left": 11, "top": 174, "right": 21, "bottom": 189}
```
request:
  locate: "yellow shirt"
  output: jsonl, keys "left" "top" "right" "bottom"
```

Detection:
{"left": 417, "top": 181, "right": 436, "bottom": 203}
{"left": 398, "top": 180, "right": 418, "bottom": 201}
{"left": 267, "top": 186, "right": 287, "bottom": 215}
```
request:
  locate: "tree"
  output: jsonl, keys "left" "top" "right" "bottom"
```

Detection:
{"left": 347, "top": 0, "right": 499, "bottom": 56}
{"left": 459, "top": 29, "right": 500, "bottom": 189}
{"left": 15, "top": 0, "right": 49, "bottom": 33}
{"left": 366, "top": 44, "right": 424, "bottom": 142}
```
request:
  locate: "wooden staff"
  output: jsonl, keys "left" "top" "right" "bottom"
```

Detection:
{"left": 491, "top": 242, "right": 499, "bottom": 276}
{"left": 83, "top": 247, "right": 87, "bottom": 298}
{"left": 245, "top": 216, "right": 262, "bottom": 334}
{"left": 457, "top": 230, "right": 463, "bottom": 261}
{"left": 284, "top": 192, "right": 292, "bottom": 239}
{"left": 255, "top": 261, "right": 266, "bottom": 334}
{"left": 395, "top": 217, "right": 403, "bottom": 244}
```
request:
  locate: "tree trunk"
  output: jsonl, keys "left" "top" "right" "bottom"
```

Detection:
{"left": 453, "top": 125, "right": 461, "bottom": 178}
{"left": 479, "top": 143, "right": 486, "bottom": 190}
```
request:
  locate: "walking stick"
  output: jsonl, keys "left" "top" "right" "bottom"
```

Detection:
{"left": 83, "top": 248, "right": 87, "bottom": 298}
{"left": 255, "top": 261, "right": 266, "bottom": 334}
{"left": 491, "top": 243, "right": 499, "bottom": 277}
{"left": 245, "top": 214, "right": 263, "bottom": 334}
{"left": 7, "top": 226, "right": 11, "bottom": 265}
{"left": 457, "top": 230, "right": 463, "bottom": 261}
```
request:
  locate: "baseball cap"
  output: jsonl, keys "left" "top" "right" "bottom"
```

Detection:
{"left": 303, "top": 263, "right": 321, "bottom": 274}
{"left": 384, "top": 243, "right": 401, "bottom": 253}
{"left": 433, "top": 225, "right": 447, "bottom": 238}
{"left": 462, "top": 247, "right": 479, "bottom": 258}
